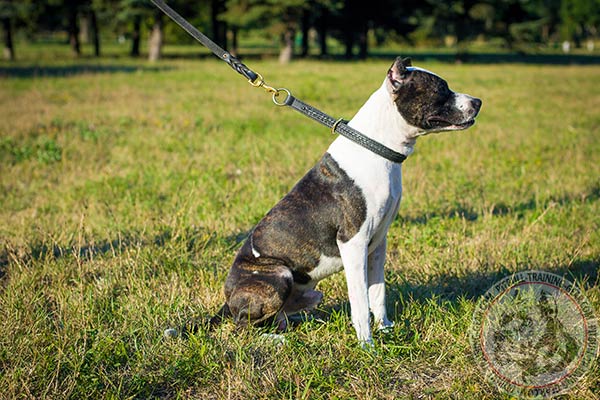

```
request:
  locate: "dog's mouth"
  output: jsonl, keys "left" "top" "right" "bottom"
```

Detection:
{"left": 426, "top": 116, "right": 476, "bottom": 131}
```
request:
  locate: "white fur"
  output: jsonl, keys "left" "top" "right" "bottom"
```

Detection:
{"left": 454, "top": 93, "right": 473, "bottom": 112}
{"left": 368, "top": 239, "right": 393, "bottom": 330}
{"left": 325, "top": 81, "right": 410, "bottom": 344}
{"left": 407, "top": 66, "right": 440, "bottom": 78}
{"left": 250, "top": 235, "right": 261, "bottom": 258}
{"left": 308, "top": 255, "right": 343, "bottom": 283}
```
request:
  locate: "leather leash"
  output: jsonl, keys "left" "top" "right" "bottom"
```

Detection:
{"left": 150, "top": 0, "right": 407, "bottom": 164}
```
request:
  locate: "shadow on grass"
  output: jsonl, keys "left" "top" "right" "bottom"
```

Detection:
{"left": 0, "top": 228, "right": 198, "bottom": 271}
{"left": 304, "top": 258, "right": 599, "bottom": 334}
{"left": 386, "top": 259, "right": 599, "bottom": 306}
{"left": 1, "top": 185, "right": 597, "bottom": 311}
{"left": 0, "top": 225, "right": 249, "bottom": 277}
{"left": 0, "top": 64, "right": 173, "bottom": 78}
{"left": 399, "top": 183, "right": 600, "bottom": 225}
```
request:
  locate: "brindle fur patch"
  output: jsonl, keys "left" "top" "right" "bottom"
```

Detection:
{"left": 222, "top": 153, "right": 367, "bottom": 327}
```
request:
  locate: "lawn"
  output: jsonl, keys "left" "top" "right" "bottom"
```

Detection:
{"left": 1, "top": 48, "right": 599, "bottom": 399}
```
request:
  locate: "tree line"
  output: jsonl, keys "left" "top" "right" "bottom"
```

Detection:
{"left": 1, "top": 0, "right": 599, "bottom": 62}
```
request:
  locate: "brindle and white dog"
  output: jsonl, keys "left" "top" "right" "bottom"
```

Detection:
{"left": 213, "top": 57, "right": 481, "bottom": 346}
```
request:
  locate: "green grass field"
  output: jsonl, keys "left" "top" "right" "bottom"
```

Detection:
{"left": 1, "top": 48, "right": 599, "bottom": 399}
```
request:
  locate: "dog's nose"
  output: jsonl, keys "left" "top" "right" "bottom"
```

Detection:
{"left": 471, "top": 98, "right": 482, "bottom": 112}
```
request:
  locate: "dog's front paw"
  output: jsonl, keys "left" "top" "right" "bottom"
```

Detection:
{"left": 359, "top": 338, "right": 375, "bottom": 351}
{"left": 376, "top": 319, "right": 395, "bottom": 334}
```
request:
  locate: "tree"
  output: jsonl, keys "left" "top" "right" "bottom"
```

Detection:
{"left": 559, "top": 0, "right": 600, "bottom": 46}
{"left": 221, "top": 0, "right": 266, "bottom": 56}
{"left": 80, "top": 0, "right": 103, "bottom": 56}
{"left": 0, "top": 0, "right": 15, "bottom": 60}
{"left": 315, "top": 5, "right": 328, "bottom": 56}
{"left": 300, "top": 6, "right": 309, "bottom": 57}
{"left": 338, "top": 0, "right": 371, "bottom": 58}
{"left": 319, "top": 0, "right": 418, "bottom": 59}
{"left": 148, "top": 8, "right": 163, "bottom": 61}
{"left": 222, "top": 0, "right": 304, "bottom": 63}
{"left": 211, "top": 0, "right": 227, "bottom": 49}
{"left": 531, "top": 0, "right": 562, "bottom": 42}
{"left": 89, "top": 8, "right": 99, "bottom": 56}
{"left": 314, "top": 1, "right": 340, "bottom": 57}
{"left": 118, "top": 0, "right": 149, "bottom": 57}
{"left": 65, "top": 0, "right": 81, "bottom": 56}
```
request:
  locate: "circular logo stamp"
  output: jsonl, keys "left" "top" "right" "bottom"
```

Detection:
{"left": 469, "top": 270, "right": 598, "bottom": 398}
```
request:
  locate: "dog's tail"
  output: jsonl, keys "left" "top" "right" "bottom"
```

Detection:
{"left": 208, "top": 303, "right": 232, "bottom": 328}
{"left": 178, "top": 304, "right": 230, "bottom": 337}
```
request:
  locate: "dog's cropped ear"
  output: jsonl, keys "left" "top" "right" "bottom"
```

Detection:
{"left": 389, "top": 57, "right": 412, "bottom": 90}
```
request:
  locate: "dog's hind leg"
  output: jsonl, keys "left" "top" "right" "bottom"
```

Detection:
{"left": 275, "top": 287, "right": 324, "bottom": 331}
{"left": 226, "top": 264, "right": 293, "bottom": 329}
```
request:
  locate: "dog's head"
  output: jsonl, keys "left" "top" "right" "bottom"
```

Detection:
{"left": 386, "top": 57, "right": 481, "bottom": 135}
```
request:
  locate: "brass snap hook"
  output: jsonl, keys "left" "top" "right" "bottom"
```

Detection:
{"left": 248, "top": 72, "right": 277, "bottom": 94}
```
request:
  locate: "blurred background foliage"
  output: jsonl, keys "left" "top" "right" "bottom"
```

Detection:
{"left": 0, "top": 0, "right": 599, "bottom": 62}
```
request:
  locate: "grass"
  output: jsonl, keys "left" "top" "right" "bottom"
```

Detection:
{"left": 1, "top": 45, "right": 599, "bottom": 399}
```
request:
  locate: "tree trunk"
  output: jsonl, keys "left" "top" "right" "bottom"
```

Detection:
{"left": 317, "top": 9, "right": 328, "bottom": 57}
{"left": 343, "top": 29, "right": 354, "bottom": 59}
{"left": 67, "top": 5, "right": 81, "bottom": 56}
{"left": 131, "top": 15, "right": 141, "bottom": 57}
{"left": 229, "top": 27, "right": 238, "bottom": 57}
{"left": 2, "top": 18, "right": 14, "bottom": 61}
{"left": 148, "top": 11, "right": 163, "bottom": 62}
{"left": 454, "top": 0, "right": 475, "bottom": 63}
{"left": 357, "top": 25, "right": 368, "bottom": 59}
{"left": 79, "top": 15, "right": 89, "bottom": 43}
{"left": 211, "top": 0, "right": 227, "bottom": 49}
{"left": 279, "top": 28, "right": 295, "bottom": 64}
{"left": 300, "top": 8, "right": 310, "bottom": 57}
{"left": 89, "top": 9, "right": 100, "bottom": 57}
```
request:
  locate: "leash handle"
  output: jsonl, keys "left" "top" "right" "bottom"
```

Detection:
{"left": 150, "top": 0, "right": 258, "bottom": 82}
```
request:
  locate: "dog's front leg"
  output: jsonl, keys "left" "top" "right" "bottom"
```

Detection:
{"left": 338, "top": 237, "right": 372, "bottom": 346}
{"left": 368, "top": 238, "right": 393, "bottom": 331}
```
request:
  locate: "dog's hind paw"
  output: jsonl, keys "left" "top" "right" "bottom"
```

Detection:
{"left": 261, "top": 333, "right": 287, "bottom": 346}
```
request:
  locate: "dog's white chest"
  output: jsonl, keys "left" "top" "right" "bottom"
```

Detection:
{"left": 326, "top": 83, "right": 405, "bottom": 251}
{"left": 330, "top": 146, "right": 403, "bottom": 246}
{"left": 369, "top": 185, "right": 402, "bottom": 251}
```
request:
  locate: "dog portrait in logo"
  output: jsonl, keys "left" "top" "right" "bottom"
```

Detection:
{"left": 490, "top": 288, "right": 581, "bottom": 385}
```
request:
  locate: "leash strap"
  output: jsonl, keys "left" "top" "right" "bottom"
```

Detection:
{"left": 282, "top": 95, "right": 407, "bottom": 163}
{"left": 150, "top": 0, "right": 258, "bottom": 82}
{"left": 150, "top": 0, "right": 406, "bottom": 164}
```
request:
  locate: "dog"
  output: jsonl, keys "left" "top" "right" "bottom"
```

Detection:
{"left": 212, "top": 57, "right": 481, "bottom": 346}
